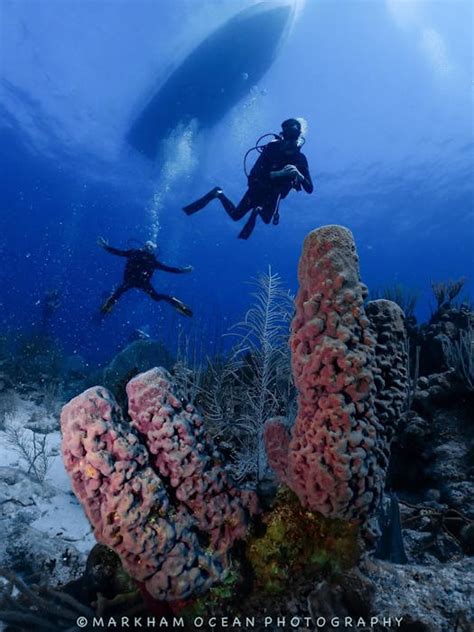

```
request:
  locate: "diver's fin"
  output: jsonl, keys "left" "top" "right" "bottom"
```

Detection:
{"left": 183, "top": 187, "right": 222, "bottom": 215}
{"left": 100, "top": 300, "right": 115, "bottom": 316}
{"left": 238, "top": 209, "right": 259, "bottom": 240}
{"left": 170, "top": 297, "right": 193, "bottom": 317}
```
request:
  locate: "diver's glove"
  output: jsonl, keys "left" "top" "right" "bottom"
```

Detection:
{"left": 273, "top": 165, "right": 304, "bottom": 183}
{"left": 97, "top": 236, "right": 109, "bottom": 249}
{"left": 285, "top": 165, "right": 304, "bottom": 182}
{"left": 182, "top": 265, "right": 194, "bottom": 273}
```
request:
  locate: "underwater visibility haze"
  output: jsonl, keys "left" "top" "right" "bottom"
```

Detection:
{"left": 128, "top": 1, "right": 294, "bottom": 158}
{"left": 1, "top": 0, "right": 472, "bottom": 363}
{"left": 0, "top": 2, "right": 473, "bottom": 630}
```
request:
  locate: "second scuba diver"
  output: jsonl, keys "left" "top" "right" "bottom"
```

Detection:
{"left": 97, "top": 238, "right": 194, "bottom": 317}
{"left": 183, "top": 118, "right": 313, "bottom": 239}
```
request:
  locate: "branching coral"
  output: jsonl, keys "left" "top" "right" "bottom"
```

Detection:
{"left": 60, "top": 368, "right": 257, "bottom": 602}
{"left": 225, "top": 268, "right": 294, "bottom": 484}
{"left": 5, "top": 424, "right": 52, "bottom": 483}
{"left": 442, "top": 324, "right": 474, "bottom": 391}
{"left": 200, "top": 267, "right": 294, "bottom": 485}
{"left": 431, "top": 277, "right": 466, "bottom": 311}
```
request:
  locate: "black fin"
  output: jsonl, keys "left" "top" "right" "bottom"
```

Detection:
{"left": 238, "top": 209, "right": 258, "bottom": 240}
{"left": 183, "top": 188, "right": 221, "bottom": 215}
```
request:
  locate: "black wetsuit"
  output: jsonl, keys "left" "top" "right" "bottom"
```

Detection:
{"left": 100, "top": 246, "right": 192, "bottom": 316}
{"left": 184, "top": 139, "right": 313, "bottom": 239}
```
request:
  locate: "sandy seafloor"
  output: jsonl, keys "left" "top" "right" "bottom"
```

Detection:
{"left": 0, "top": 393, "right": 94, "bottom": 631}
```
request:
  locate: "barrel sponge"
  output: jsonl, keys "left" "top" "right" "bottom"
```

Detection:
{"left": 366, "top": 299, "right": 409, "bottom": 446}
{"left": 61, "top": 369, "right": 257, "bottom": 602}
{"left": 263, "top": 416, "right": 291, "bottom": 485}
{"left": 266, "top": 225, "right": 386, "bottom": 527}
{"left": 126, "top": 368, "right": 259, "bottom": 553}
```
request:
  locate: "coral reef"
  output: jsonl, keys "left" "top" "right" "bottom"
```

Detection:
{"left": 307, "top": 556, "right": 473, "bottom": 632}
{"left": 431, "top": 277, "right": 466, "bottom": 312}
{"left": 0, "top": 567, "right": 96, "bottom": 632}
{"left": 0, "top": 331, "right": 64, "bottom": 393}
{"left": 389, "top": 368, "right": 474, "bottom": 523}
{"left": 418, "top": 298, "right": 472, "bottom": 377}
{"left": 209, "top": 268, "right": 294, "bottom": 486}
{"left": 386, "top": 411, "right": 433, "bottom": 492}
{"left": 441, "top": 325, "right": 474, "bottom": 391}
{"left": 60, "top": 368, "right": 257, "bottom": 602}
{"left": 0, "top": 545, "right": 144, "bottom": 632}
{"left": 102, "top": 339, "right": 173, "bottom": 402}
{"left": 246, "top": 488, "right": 359, "bottom": 595}
{"left": 0, "top": 495, "right": 86, "bottom": 596}
{"left": 2, "top": 224, "right": 473, "bottom": 630}
{"left": 264, "top": 226, "right": 408, "bottom": 536}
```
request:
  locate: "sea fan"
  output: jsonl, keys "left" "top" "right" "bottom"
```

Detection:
{"left": 224, "top": 267, "right": 294, "bottom": 485}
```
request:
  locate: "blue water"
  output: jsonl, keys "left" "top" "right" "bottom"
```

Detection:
{"left": 1, "top": 0, "right": 472, "bottom": 365}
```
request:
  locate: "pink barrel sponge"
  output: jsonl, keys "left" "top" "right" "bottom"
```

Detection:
{"left": 265, "top": 225, "right": 386, "bottom": 528}
{"left": 126, "top": 368, "right": 258, "bottom": 552}
{"left": 61, "top": 368, "right": 257, "bottom": 602}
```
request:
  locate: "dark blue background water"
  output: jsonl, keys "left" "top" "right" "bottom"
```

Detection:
{"left": 1, "top": 0, "right": 472, "bottom": 365}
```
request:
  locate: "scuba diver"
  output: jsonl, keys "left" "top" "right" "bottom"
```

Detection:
{"left": 183, "top": 118, "right": 313, "bottom": 240}
{"left": 97, "top": 238, "right": 193, "bottom": 317}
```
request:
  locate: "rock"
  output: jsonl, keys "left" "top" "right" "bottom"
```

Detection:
{"left": 390, "top": 391, "right": 473, "bottom": 516}
{"left": 387, "top": 413, "right": 433, "bottom": 493}
{"left": 1, "top": 522, "right": 85, "bottom": 586}
{"left": 403, "top": 525, "right": 464, "bottom": 564}
{"left": 397, "top": 616, "right": 438, "bottom": 631}
{"left": 418, "top": 304, "right": 473, "bottom": 376}
{"left": 413, "top": 370, "right": 465, "bottom": 415}
{"left": 307, "top": 557, "right": 473, "bottom": 632}
{"left": 460, "top": 523, "right": 474, "bottom": 555}
{"left": 417, "top": 377, "right": 429, "bottom": 389}
{"left": 364, "top": 556, "right": 473, "bottom": 631}
{"left": 442, "top": 482, "right": 474, "bottom": 517}
{"left": 24, "top": 413, "right": 59, "bottom": 434}
{"left": 308, "top": 568, "right": 376, "bottom": 625}
{"left": 84, "top": 544, "right": 133, "bottom": 597}
{"left": 102, "top": 339, "right": 173, "bottom": 400}
{"left": 340, "top": 567, "right": 376, "bottom": 616}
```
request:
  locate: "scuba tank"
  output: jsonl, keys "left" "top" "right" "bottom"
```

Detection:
{"left": 242, "top": 131, "right": 307, "bottom": 229}
{"left": 126, "top": 238, "right": 159, "bottom": 253}
{"left": 243, "top": 132, "right": 280, "bottom": 177}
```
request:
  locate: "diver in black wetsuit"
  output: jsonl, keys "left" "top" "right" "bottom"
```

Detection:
{"left": 183, "top": 118, "right": 313, "bottom": 239}
{"left": 98, "top": 238, "right": 193, "bottom": 317}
